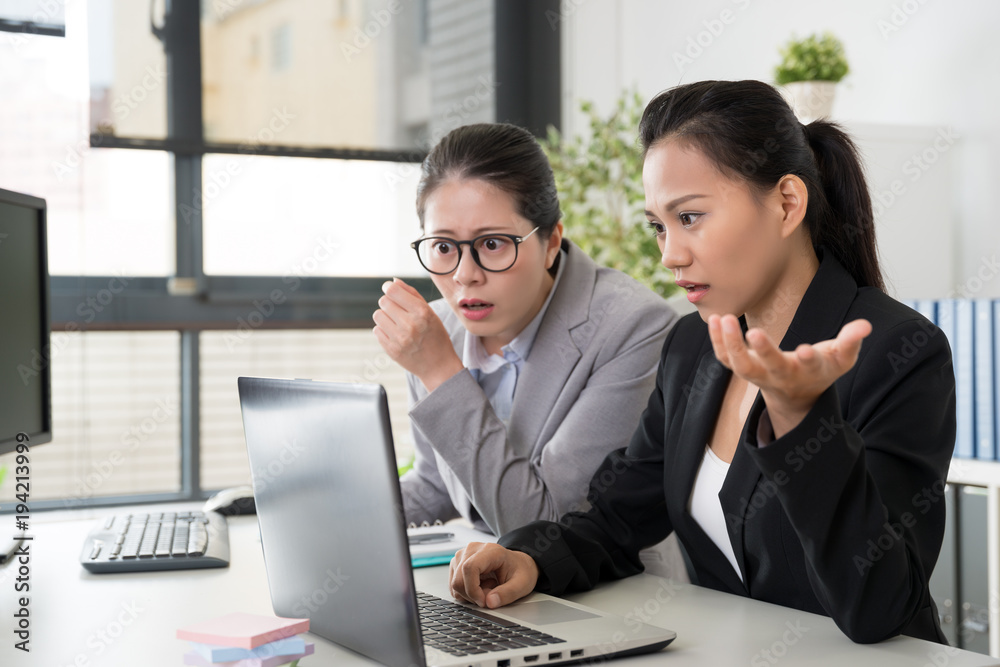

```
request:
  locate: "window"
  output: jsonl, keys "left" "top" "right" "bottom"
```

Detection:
{"left": 0, "top": 0, "right": 560, "bottom": 511}
{"left": 201, "top": 154, "right": 423, "bottom": 277}
{"left": 199, "top": 329, "right": 414, "bottom": 491}
{"left": 200, "top": 0, "right": 497, "bottom": 151}
{"left": 29, "top": 332, "right": 181, "bottom": 503}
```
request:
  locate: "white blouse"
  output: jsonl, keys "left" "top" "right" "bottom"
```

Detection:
{"left": 688, "top": 445, "right": 744, "bottom": 582}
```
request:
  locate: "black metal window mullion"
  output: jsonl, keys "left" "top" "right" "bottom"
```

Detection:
{"left": 163, "top": 1, "right": 205, "bottom": 501}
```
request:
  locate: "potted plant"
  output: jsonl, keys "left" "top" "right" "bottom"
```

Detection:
{"left": 542, "top": 91, "right": 679, "bottom": 300}
{"left": 774, "top": 32, "right": 850, "bottom": 123}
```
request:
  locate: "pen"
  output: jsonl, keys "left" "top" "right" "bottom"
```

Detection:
{"left": 0, "top": 537, "right": 25, "bottom": 566}
{"left": 408, "top": 532, "right": 454, "bottom": 545}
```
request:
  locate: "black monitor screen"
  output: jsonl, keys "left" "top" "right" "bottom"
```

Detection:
{"left": 0, "top": 188, "right": 51, "bottom": 455}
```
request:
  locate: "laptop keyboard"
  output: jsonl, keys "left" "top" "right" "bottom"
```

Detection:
{"left": 417, "top": 592, "right": 566, "bottom": 657}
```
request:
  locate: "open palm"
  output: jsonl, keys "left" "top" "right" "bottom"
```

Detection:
{"left": 708, "top": 314, "right": 873, "bottom": 436}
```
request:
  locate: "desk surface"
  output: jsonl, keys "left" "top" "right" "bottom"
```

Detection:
{"left": 2, "top": 506, "right": 997, "bottom": 667}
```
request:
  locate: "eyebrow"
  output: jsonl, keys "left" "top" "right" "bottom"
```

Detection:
{"left": 645, "top": 194, "right": 709, "bottom": 217}
{"left": 424, "top": 226, "right": 518, "bottom": 237}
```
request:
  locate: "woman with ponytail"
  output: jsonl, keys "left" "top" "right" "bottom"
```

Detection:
{"left": 449, "top": 81, "right": 956, "bottom": 645}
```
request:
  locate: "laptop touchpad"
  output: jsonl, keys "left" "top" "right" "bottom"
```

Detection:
{"left": 499, "top": 600, "right": 600, "bottom": 625}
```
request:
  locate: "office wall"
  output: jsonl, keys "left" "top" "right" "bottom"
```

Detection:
{"left": 561, "top": 0, "right": 1000, "bottom": 298}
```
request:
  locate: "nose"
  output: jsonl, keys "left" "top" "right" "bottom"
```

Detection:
{"left": 658, "top": 229, "right": 692, "bottom": 274}
{"left": 453, "top": 247, "right": 485, "bottom": 286}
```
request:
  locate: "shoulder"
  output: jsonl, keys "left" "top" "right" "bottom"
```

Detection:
{"left": 561, "top": 241, "right": 677, "bottom": 329}
{"left": 847, "top": 289, "right": 952, "bottom": 381}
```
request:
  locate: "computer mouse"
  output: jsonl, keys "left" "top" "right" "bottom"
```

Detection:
{"left": 203, "top": 485, "right": 256, "bottom": 516}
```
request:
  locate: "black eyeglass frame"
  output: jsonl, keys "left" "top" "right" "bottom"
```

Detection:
{"left": 409, "top": 227, "right": 539, "bottom": 275}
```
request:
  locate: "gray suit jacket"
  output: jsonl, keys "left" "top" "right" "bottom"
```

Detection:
{"left": 400, "top": 239, "right": 678, "bottom": 536}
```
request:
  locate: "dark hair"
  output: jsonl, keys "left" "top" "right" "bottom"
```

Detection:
{"left": 638, "top": 80, "right": 884, "bottom": 292}
{"left": 416, "top": 123, "right": 561, "bottom": 237}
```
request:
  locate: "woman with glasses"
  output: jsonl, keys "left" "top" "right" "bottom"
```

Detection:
{"left": 373, "top": 123, "right": 678, "bottom": 544}
{"left": 447, "top": 81, "right": 956, "bottom": 645}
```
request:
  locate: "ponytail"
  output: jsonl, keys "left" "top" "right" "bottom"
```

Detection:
{"left": 801, "top": 121, "right": 885, "bottom": 292}
{"left": 639, "top": 80, "right": 885, "bottom": 292}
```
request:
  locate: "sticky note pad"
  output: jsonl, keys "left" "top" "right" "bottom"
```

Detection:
{"left": 177, "top": 613, "right": 310, "bottom": 649}
{"left": 183, "top": 642, "right": 314, "bottom": 667}
{"left": 190, "top": 636, "right": 307, "bottom": 662}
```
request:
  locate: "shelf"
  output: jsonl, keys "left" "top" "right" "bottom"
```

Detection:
{"left": 948, "top": 459, "right": 1000, "bottom": 487}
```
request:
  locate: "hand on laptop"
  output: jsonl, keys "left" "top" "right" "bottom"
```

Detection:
{"left": 449, "top": 543, "right": 539, "bottom": 608}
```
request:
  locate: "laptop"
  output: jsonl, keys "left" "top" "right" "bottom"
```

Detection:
{"left": 237, "top": 377, "right": 676, "bottom": 667}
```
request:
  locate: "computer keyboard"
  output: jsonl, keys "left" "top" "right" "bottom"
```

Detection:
{"left": 416, "top": 591, "right": 566, "bottom": 657}
{"left": 80, "top": 510, "right": 230, "bottom": 573}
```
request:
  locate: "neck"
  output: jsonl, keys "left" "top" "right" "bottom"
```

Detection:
{"left": 744, "top": 248, "right": 820, "bottom": 345}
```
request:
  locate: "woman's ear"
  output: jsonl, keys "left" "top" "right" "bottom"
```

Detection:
{"left": 545, "top": 221, "right": 564, "bottom": 269}
{"left": 776, "top": 175, "right": 809, "bottom": 239}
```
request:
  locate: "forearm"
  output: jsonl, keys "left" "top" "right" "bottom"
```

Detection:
{"left": 399, "top": 470, "right": 459, "bottom": 526}
{"left": 409, "top": 370, "right": 555, "bottom": 534}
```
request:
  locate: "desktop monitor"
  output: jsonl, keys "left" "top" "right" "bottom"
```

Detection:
{"left": 0, "top": 187, "right": 52, "bottom": 456}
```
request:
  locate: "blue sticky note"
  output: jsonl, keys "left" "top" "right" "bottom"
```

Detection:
{"left": 190, "top": 636, "right": 306, "bottom": 662}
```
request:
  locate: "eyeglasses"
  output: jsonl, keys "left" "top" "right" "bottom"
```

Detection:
{"left": 410, "top": 227, "right": 539, "bottom": 275}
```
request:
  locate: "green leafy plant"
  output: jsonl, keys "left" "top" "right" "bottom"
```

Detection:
{"left": 397, "top": 456, "right": 414, "bottom": 477}
{"left": 542, "top": 91, "right": 678, "bottom": 299}
{"left": 774, "top": 32, "right": 850, "bottom": 85}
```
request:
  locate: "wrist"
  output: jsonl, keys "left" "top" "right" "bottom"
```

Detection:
{"left": 418, "top": 356, "right": 466, "bottom": 394}
{"left": 761, "top": 394, "right": 812, "bottom": 439}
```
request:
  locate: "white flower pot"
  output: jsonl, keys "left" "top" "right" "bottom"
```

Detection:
{"left": 780, "top": 81, "right": 837, "bottom": 123}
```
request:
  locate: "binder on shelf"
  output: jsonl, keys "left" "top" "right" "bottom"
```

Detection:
{"left": 914, "top": 299, "right": 937, "bottom": 325}
{"left": 974, "top": 300, "right": 995, "bottom": 461}
{"left": 955, "top": 300, "right": 976, "bottom": 459}
{"left": 995, "top": 301, "right": 1000, "bottom": 464}
{"left": 939, "top": 300, "right": 975, "bottom": 459}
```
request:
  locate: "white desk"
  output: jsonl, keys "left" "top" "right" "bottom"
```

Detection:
{"left": 2, "top": 506, "right": 998, "bottom": 667}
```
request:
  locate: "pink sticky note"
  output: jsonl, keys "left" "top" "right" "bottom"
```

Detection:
{"left": 177, "top": 613, "right": 310, "bottom": 649}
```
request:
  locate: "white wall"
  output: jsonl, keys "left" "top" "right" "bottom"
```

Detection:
{"left": 561, "top": 0, "right": 1000, "bottom": 298}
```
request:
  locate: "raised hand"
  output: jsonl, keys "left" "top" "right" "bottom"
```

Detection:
{"left": 707, "top": 314, "right": 872, "bottom": 437}
{"left": 373, "top": 278, "right": 464, "bottom": 392}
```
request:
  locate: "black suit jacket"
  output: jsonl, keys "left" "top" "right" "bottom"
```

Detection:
{"left": 500, "top": 251, "right": 956, "bottom": 644}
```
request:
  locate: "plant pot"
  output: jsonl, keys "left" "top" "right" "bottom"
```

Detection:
{"left": 780, "top": 81, "right": 837, "bottom": 123}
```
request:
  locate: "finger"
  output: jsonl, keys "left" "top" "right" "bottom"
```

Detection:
{"left": 377, "top": 294, "right": 408, "bottom": 323}
{"left": 383, "top": 279, "right": 428, "bottom": 312}
{"left": 793, "top": 343, "right": 820, "bottom": 368}
{"left": 484, "top": 568, "right": 534, "bottom": 609}
{"left": 450, "top": 555, "right": 476, "bottom": 604}
{"left": 372, "top": 307, "right": 399, "bottom": 332}
{"left": 745, "top": 328, "right": 786, "bottom": 375}
{"left": 393, "top": 278, "right": 424, "bottom": 298}
{"left": 707, "top": 315, "right": 730, "bottom": 368}
{"left": 372, "top": 324, "right": 389, "bottom": 347}
{"left": 721, "top": 315, "right": 758, "bottom": 377}
{"left": 837, "top": 318, "right": 873, "bottom": 348}
{"left": 830, "top": 319, "right": 873, "bottom": 368}
{"left": 454, "top": 545, "right": 497, "bottom": 607}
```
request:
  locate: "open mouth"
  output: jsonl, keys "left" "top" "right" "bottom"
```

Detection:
{"left": 675, "top": 281, "right": 710, "bottom": 303}
{"left": 459, "top": 299, "right": 495, "bottom": 320}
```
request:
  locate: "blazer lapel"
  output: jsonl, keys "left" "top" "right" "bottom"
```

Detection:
{"left": 719, "top": 249, "right": 859, "bottom": 589}
{"left": 666, "top": 339, "right": 751, "bottom": 593}
{"left": 719, "top": 409, "right": 763, "bottom": 590}
{"left": 507, "top": 241, "right": 590, "bottom": 453}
